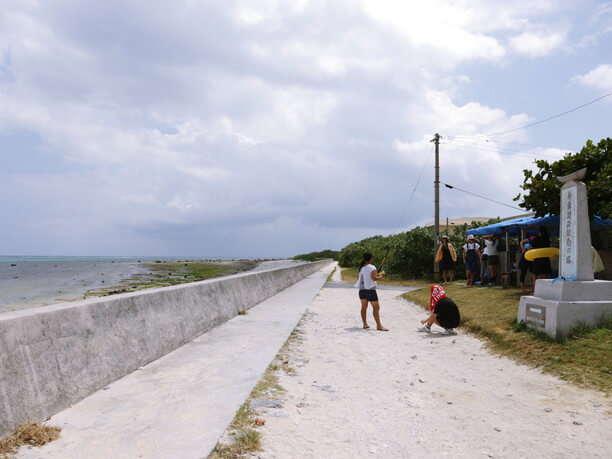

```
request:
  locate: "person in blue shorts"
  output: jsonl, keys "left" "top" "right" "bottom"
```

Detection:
{"left": 355, "top": 252, "right": 388, "bottom": 331}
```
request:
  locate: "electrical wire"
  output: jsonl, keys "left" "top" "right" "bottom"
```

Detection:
{"left": 442, "top": 182, "right": 524, "bottom": 211}
{"left": 442, "top": 137, "right": 563, "bottom": 157}
{"left": 442, "top": 137, "right": 571, "bottom": 156}
{"left": 430, "top": 92, "right": 609, "bottom": 220}
{"left": 443, "top": 139, "right": 526, "bottom": 153}
{"left": 487, "top": 91, "right": 612, "bottom": 136}
{"left": 441, "top": 144, "right": 554, "bottom": 161}
{"left": 442, "top": 140, "right": 535, "bottom": 156}
{"left": 443, "top": 135, "right": 579, "bottom": 152}
{"left": 440, "top": 141, "right": 562, "bottom": 160}
{"left": 450, "top": 91, "right": 612, "bottom": 139}
{"left": 395, "top": 144, "right": 434, "bottom": 230}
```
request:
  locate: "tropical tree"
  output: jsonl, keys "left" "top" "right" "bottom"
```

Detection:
{"left": 514, "top": 138, "right": 612, "bottom": 220}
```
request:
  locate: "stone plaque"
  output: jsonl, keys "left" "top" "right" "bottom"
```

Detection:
{"left": 525, "top": 304, "right": 546, "bottom": 328}
{"left": 559, "top": 180, "right": 593, "bottom": 280}
{"left": 560, "top": 186, "right": 577, "bottom": 278}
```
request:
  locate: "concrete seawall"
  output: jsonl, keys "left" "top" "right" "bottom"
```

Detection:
{"left": 0, "top": 260, "right": 331, "bottom": 437}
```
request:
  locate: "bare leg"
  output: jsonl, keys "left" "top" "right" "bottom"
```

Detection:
{"left": 421, "top": 312, "right": 441, "bottom": 327}
{"left": 489, "top": 265, "right": 497, "bottom": 284}
{"left": 519, "top": 269, "right": 529, "bottom": 293}
{"left": 360, "top": 299, "right": 369, "bottom": 328}
{"left": 442, "top": 271, "right": 448, "bottom": 284}
{"left": 449, "top": 270, "right": 454, "bottom": 283}
{"left": 370, "top": 301, "right": 388, "bottom": 331}
{"left": 528, "top": 275, "right": 538, "bottom": 294}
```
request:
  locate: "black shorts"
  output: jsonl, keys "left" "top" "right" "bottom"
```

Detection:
{"left": 487, "top": 255, "right": 499, "bottom": 266}
{"left": 359, "top": 289, "right": 378, "bottom": 302}
{"left": 434, "top": 297, "right": 460, "bottom": 329}
{"left": 532, "top": 257, "right": 551, "bottom": 275}
{"left": 440, "top": 258, "right": 454, "bottom": 271}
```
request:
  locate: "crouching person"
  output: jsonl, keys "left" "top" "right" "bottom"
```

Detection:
{"left": 417, "top": 285, "right": 460, "bottom": 335}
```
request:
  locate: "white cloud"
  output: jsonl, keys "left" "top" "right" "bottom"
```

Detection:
{"left": 0, "top": 0, "right": 607, "bottom": 256}
{"left": 571, "top": 64, "right": 612, "bottom": 91}
{"left": 361, "top": 0, "right": 506, "bottom": 62}
{"left": 509, "top": 30, "right": 566, "bottom": 57}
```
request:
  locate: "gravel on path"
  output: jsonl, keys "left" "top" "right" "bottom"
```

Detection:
{"left": 254, "top": 271, "right": 611, "bottom": 458}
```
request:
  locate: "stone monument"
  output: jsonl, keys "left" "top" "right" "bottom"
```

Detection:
{"left": 517, "top": 168, "right": 612, "bottom": 338}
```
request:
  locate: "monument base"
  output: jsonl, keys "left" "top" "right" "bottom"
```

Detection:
{"left": 534, "top": 279, "right": 612, "bottom": 301}
{"left": 517, "top": 296, "right": 612, "bottom": 339}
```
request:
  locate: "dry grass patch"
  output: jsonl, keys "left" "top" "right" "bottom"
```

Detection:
{"left": 0, "top": 423, "right": 61, "bottom": 458}
{"left": 403, "top": 283, "right": 612, "bottom": 394}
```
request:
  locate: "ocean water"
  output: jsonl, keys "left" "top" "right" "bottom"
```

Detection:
{"left": 0, "top": 256, "right": 185, "bottom": 313}
{"left": 0, "top": 257, "right": 306, "bottom": 314}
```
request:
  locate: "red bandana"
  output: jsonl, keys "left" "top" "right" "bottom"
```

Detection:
{"left": 430, "top": 285, "right": 446, "bottom": 311}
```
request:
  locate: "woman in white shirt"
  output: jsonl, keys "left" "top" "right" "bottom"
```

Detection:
{"left": 356, "top": 253, "right": 388, "bottom": 331}
{"left": 482, "top": 235, "right": 499, "bottom": 285}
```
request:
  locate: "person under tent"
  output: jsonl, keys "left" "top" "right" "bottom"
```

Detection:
{"left": 462, "top": 235, "right": 481, "bottom": 287}
{"left": 482, "top": 234, "right": 499, "bottom": 285}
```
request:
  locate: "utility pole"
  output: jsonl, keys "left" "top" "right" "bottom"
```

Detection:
{"left": 432, "top": 133, "right": 441, "bottom": 281}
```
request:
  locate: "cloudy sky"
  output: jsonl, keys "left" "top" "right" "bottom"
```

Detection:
{"left": 1, "top": 1, "right": 611, "bottom": 257}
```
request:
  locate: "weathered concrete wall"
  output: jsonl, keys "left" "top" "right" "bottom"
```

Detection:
{"left": 0, "top": 260, "right": 331, "bottom": 437}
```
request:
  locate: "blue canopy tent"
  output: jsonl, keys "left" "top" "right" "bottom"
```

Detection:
{"left": 465, "top": 215, "right": 612, "bottom": 236}
{"left": 464, "top": 215, "right": 612, "bottom": 279}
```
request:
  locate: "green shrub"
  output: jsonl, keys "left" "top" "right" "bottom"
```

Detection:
{"left": 337, "top": 218, "right": 504, "bottom": 279}
{"left": 292, "top": 249, "right": 339, "bottom": 261}
{"left": 338, "top": 235, "right": 393, "bottom": 269}
{"left": 387, "top": 227, "right": 434, "bottom": 278}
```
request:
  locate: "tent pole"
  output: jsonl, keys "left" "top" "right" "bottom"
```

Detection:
{"left": 505, "top": 230, "right": 510, "bottom": 277}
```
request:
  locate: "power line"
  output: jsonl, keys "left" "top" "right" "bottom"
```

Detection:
{"left": 396, "top": 144, "right": 434, "bottom": 229}
{"left": 443, "top": 138, "right": 525, "bottom": 153}
{"left": 443, "top": 135, "right": 578, "bottom": 152}
{"left": 441, "top": 142, "right": 555, "bottom": 160}
{"left": 447, "top": 90, "right": 612, "bottom": 139}
{"left": 442, "top": 139, "right": 532, "bottom": 156}
{"left": 443, "top": 137, "right": 576, "bottom": 154}
{"left": 442, "top": 182, "right": 524, "bottom": 211}
{"left": 493, "top": 140, "right": 578, "bottom": 151}
{"left": 440, "top": 140, "right": 562, "bottom": 160}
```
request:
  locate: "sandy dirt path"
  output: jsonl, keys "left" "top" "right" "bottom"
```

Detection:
{"left": 254, "top": 267, "right": 610, "bottom": 458}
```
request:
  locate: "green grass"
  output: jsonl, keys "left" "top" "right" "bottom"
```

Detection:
{"left": 401, "top": 282, "right": 612, "bottom": 394}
